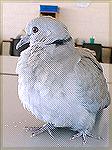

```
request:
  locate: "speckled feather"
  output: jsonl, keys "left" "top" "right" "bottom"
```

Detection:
{"left": 16, "top": 16, "right": 111, "bottom": 134}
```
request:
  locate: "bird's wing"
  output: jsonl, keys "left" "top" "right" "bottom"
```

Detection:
{"left": 64, "top": 48, "right": 111, "bottom": 114}
{"left": 77, "top": 48, "right": 111, "bottom": 111}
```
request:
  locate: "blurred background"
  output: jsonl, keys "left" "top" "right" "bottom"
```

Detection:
{"left": 0, "top": 1, "right": 112, "bottom": 63}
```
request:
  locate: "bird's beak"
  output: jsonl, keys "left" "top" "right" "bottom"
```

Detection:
{"left": 16, "top": 34, "right": 30, "bottom": 50}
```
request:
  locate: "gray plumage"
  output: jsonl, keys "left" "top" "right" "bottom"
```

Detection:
{"left": 16, "top": 16, "right": 111, "bottom": 141}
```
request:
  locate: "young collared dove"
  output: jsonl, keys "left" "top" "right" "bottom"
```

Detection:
{"left": 16, "top": 16, "right": 111, "bottom": 143}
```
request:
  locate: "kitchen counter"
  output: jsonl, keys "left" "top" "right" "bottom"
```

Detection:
{"left": 0, "top": 56, "right": 112, "bottom": 148}
{"left": 0, "top": 55, "right": 18, "bottom": 75}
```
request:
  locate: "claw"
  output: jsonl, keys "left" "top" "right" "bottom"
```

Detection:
{"left": 70, "top": 130, "right": 103, "bottom": 144}
{"left": 25, "top": 126, "right": 40, "bottom": 132}
{"left": 31, "top": 132, "right": 36, "bottom": 137}
{"left": 47, "top": 129, "right": 54, "bottom": 138}
{"left": 82, "top": 133, "right": 87, "bottom": 144}
{"left": 24, "top": 123, "right": 55, "bottom": 138}
{"left": 70, "top": 132, "right": 82, "bottom": 140}
{"left": 70, "top": 131, "right": 87, "bottom": 144}
{"left": 87, "top": 132, "right": 103, "bottom": 140}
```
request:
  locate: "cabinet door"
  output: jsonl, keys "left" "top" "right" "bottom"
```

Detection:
{"left": 1, "top": 74, "right": 43, "bottom": 122}
{"left": 1, "top": 75, "right": 19, "bottom": 122}
{"left": 1, "top": 75, "right": 43, "bottom": 147}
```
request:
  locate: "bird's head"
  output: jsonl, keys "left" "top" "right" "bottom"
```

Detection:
{"left": 16, "top": 16, "right": 72, "bottom": 50}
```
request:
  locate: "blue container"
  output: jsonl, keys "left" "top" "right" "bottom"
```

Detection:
{"left": 40, "top": 5, "right": 59, "bottom": 13}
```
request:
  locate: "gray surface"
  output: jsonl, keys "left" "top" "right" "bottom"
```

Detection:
{"left": 2, "top": 107, "right": 109, "bottom": 148}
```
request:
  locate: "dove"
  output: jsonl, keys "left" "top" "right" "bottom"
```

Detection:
{"left": 16, "top": 16, "right": 111, "bottom": 144}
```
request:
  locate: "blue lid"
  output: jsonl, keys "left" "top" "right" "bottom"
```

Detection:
{"left": 40, "top": 5, "right": 59, "bottom": 13}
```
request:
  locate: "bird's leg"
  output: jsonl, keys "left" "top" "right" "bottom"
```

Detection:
{"left": 25, "top": 123, "right": 55, "bottom": 138}
{"left": 70, "top": 130, "right": 103, "bottom": 144}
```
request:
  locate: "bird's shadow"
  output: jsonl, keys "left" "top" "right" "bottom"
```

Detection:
{"left": 52, "top": 127, "right": 78, "bottom": 137}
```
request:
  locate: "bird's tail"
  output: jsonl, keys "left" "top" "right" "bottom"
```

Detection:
{"left": 93, "top": 109, "right": 104, "bottom": 135}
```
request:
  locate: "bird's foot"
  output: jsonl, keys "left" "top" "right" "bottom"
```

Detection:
{"left": 70, "top": 131, "right": 103, "bottom": 144}
{"left": 25, "top": 123, "right": 55, "bottom": 138}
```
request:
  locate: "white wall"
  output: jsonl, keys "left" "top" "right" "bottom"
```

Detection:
{"left": 2, "top": 2, "right": 110, "bottom": 46}
{"left": 109, "top": 2, "right": 112, "bottom": 45}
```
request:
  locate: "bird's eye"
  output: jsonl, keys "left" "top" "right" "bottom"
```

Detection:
{"left": 32, "top": 27, "right": 38, "bottom": 33}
